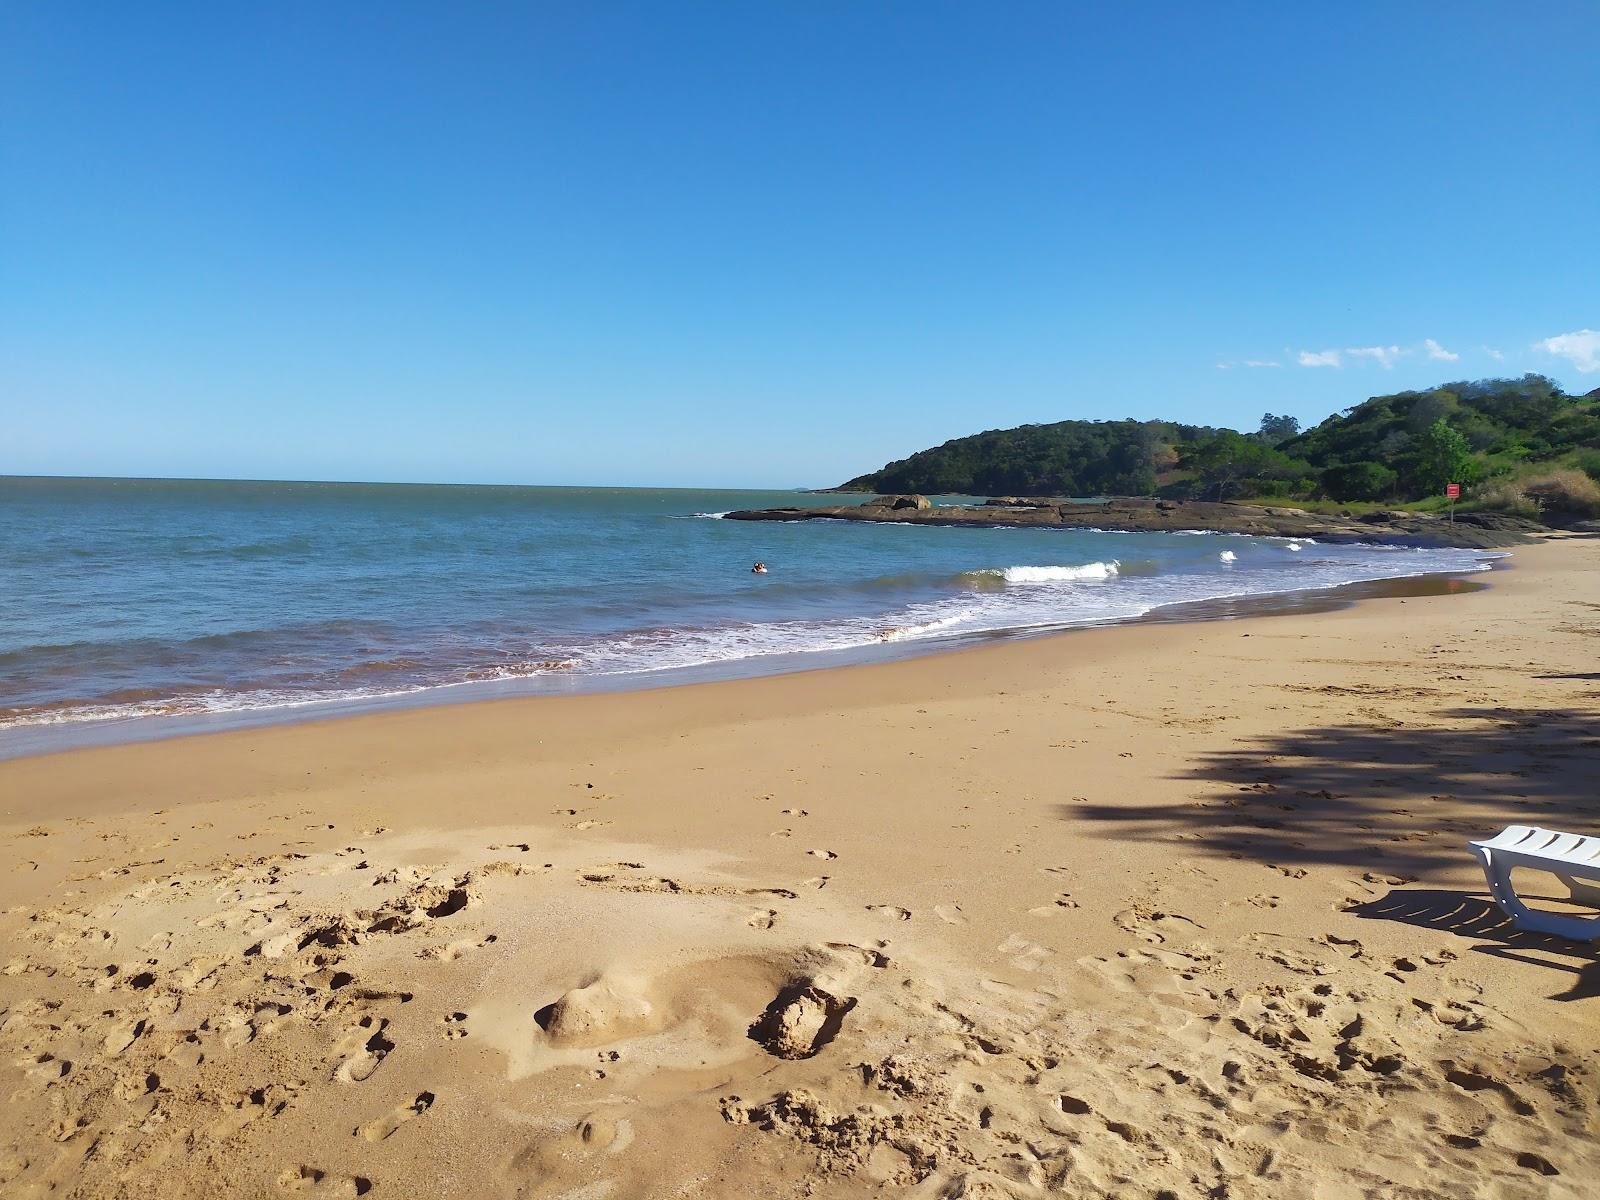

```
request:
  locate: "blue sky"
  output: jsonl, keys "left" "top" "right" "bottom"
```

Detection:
{"left": 3, "top": 3, "right": 1596, "bottom": 487}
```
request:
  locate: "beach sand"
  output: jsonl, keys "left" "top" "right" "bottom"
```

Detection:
{"left": 2, "top": 537, "right": 1596, "bottom": 1199}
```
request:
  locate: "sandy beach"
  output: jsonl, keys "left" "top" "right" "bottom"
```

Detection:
{"left": 1, "top": 536, "right": 1596, "bottom": 1199}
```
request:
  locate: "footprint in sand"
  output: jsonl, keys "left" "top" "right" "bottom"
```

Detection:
{"left": 101, "top": 1018, "right": 147, "bottom": 1056}
{"left": 807, "top": 849, "right": 837, "bottom": 860}
{"left": 277, "top": 1166, "right": 372, "bottom": 1196}
{"left": 997, "top": 933, "right": 1054, "bottom": 971}
{"left": 500, "top": 1115, "right": 636, "bottom": 1189}
{"left": 934, "top": 904, "right": 967, "bottom": 925}
{"left": 1029, "top": 894, "right": 1080, "bottom": 916}
{"left": 247, "top": 930, "right": 299, "bottom": 959}
{"left": 781, "top": 808, "right": 808, "bottom": 817}
{"left": 866, "top": 905, "right": 911, "bottom": 921}
{"left": 166, "top": 1036, "right": 204, "bottom": 1069}
{"left": 441, "top": 1012, "right": 469, "bottom": 1040}
{"left": 824, "top": 941, "right": 890, "bottom": 968}
{"left": 747, "top": 909, "right": 778, "bottom": 930}
{"left": 20, "top": 1052, "right": 71, "bottom": 1086}
{"left": 356, "top": 1091, "right": 435, "bottom": 1141}
{"left": 333, "top": 1016, "right": 394, "bottom": 1083}
{"left": 1363, "top": 870, "right": 1418, "bottom": 887}
{"left": 205, "top": 1084, "right": 292, "bottom": 1140}
{"left": 419, "top": 933, "right": 499, "bottom": 962}
{"left": 1111, "top": 906, "right": 1204, "bottom": 945}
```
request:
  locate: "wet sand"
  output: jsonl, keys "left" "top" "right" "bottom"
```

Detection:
{"left": 2, "top": 537, "right": 1596, "bottom": 1199}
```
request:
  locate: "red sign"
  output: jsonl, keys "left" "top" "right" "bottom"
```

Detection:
{"left": 1446, "top": 483, "right": 1461, "bottom": 499}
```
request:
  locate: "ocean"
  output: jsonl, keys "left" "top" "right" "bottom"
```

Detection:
{"left": 1, "top": 477, "right": 1499, "bottom": 753}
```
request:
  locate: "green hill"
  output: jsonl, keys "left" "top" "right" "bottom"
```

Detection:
{"left": 1280, "top": 375, "right": 1599, "bottom": 500}
{"left": 842, "top": 419, "right": 1225, "bottom": 497}
{"left": 843, "top": 375, "right": 1600, "bottom": 512}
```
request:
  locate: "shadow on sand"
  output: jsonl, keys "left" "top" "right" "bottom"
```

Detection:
{"left": 1061, "top": 703, "right": 1599, "bottom": 994}
{"left": 1347, "top": 887, "right": 1598, "bottom": 1002}
{"left": 1063, "top": 705, "right": 1599, "bottom": 876}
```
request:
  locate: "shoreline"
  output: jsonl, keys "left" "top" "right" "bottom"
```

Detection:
{"left": 0, "top": 553, "right": 1506, "bottom": 763}
{"left": 1, "top": 536, "right": 1594, "bottom": 1198}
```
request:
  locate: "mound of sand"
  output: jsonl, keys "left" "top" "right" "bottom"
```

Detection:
{"left": 536, "top": 976, "right": 657, "bottom": 1047}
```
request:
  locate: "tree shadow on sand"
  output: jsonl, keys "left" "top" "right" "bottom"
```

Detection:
{"left": 1063, "top": 704, "right": 1600, "bottom": 993}
{"left": 1064, "top": 705, "right": 1599, "bottom": 877}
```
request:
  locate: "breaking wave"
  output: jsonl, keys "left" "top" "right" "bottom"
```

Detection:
{"left": 962, "top": 561, "right": 1121, "bottom": 585}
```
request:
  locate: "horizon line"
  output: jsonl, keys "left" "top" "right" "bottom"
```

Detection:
{"left": 0, "top": 472, "right": 834, "bottom": 492}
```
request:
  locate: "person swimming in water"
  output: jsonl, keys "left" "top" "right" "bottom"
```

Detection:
{"left": 751, "top": 561, "right": 768, "bottom": 574}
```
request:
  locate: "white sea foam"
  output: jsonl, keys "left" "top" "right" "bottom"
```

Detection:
{"left": 963, "top": 561, "right": 1120, "bottom": 585}
{"left": 876, "top": 611, "right": 978, "bottom": 641}
{"left": 997, "top": 561, "right": 1120, "bottom": 584}
{"left": 1219, "top": 550, "right": 1238, "bottom": 563}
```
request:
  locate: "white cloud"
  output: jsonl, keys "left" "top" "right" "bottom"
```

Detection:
{"left": 1243, "top": 359, "right": 1281, "bottom": 368}
{"left": 1483, "top": 346, "right": 1504, "bottom": 361}
{"left": 1346, "top": 345, "right": 1404, "bottom": 369}
{"left": 1536, "top": 329, "right": 1600, "bottom": 373}
{"left": 1423, "top": 338, "right": 1458, "bottom": 362}
{"left": 1298, "top": 349, "right": 1341, "bottom": 368}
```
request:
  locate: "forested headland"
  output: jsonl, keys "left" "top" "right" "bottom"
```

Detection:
{"left": 842, "top": 375, "right": 1600, "bottom": 519}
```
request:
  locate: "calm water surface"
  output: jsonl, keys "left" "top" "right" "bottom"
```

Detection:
{"left": 0, "top": 477, "right": 1499, "bottom": 751}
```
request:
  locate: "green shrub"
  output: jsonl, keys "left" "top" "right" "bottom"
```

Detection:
{"left": 1472, "top": 482, "right": 1540, "bottom": 518}
{"left": 1522, "top": 470, "right": 1600, "bottom": 518}
{"left": 1574, "top": 449, "right": 1600, "bottom": 483}
{"left": 1320, "top": 461, "right": 1397, "bottom": 502}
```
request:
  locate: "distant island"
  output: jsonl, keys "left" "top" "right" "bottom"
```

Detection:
{"left": 835, "top": 375, "right": 1600, "bottom": 523}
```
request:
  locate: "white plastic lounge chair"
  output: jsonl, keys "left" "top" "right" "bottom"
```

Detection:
{"left": 1470, "top": 825, "right": 1600, "bottom": 941}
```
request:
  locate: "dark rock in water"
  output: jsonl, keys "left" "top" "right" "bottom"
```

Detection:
{"left": 1452, "top": 511, "right": 1547, "bottom": 532}
{"left": 1359, "top": 510, "right": 1418, "bottom": 524}
{"left": 863, "top": 494, "right": 932, "bottom": 511}
{"left": 723, "top": 496, "right": 1542, "bottom": 549}
{"left": 983, "top": 496, "right": 1058, "bottom": 508}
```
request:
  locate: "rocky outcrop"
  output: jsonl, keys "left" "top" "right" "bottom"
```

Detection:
{"left": 861, "top": 494, "right": 932, "bottom": 512}
{"left": 723, "top": 497, "right": 1541, "bottom": 549}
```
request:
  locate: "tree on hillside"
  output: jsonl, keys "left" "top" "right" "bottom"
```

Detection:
{"left": 1257, "top": 413, "right": 1300, "bottom": 444}
{"left": 1321, "top": 461, "right": 1398, "bottom": 502}
{"left": 1375, "top": 429, "right": 1411, "bottom": 461}
{"left": 1406, "top": 391, "right": 1460, "bottom": 433}
{"left": 1180, "top": 433, "right": 1282, "bottom": 501}
{"left": 1416, "top": 418, "right": 1475, "bottom": 495}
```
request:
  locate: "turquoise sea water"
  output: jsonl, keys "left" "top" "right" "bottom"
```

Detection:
{"left": 1, "top": 477, "right": 1499, "bottom": 751}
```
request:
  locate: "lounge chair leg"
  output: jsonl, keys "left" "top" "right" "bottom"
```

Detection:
{"left": 1474, "top": 847, "right": 1517, "bottom": 910}
{"left": 1556, "top": 872, "right": 1600, "bottom": 908}
{"left": 1476, "top": 850, "right": 1600, "bottom": 942}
